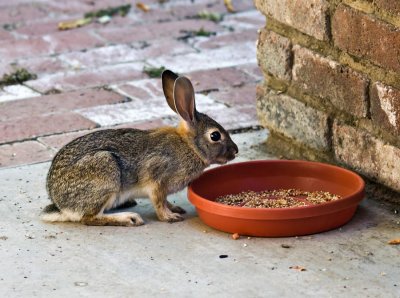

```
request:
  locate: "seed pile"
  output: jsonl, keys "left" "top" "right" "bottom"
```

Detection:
{"left": 215, "top": 189, "right": 341, "bottom": 208}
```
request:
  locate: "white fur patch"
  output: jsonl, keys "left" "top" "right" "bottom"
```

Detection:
{"left": 41, "top": 210, "right": 83, "bottom": 222}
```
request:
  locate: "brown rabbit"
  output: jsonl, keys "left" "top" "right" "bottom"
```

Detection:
{"left": 42, "top": 70, "right": 238, "bottom": 226}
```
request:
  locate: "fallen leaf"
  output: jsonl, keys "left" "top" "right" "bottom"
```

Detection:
{"left": 388, "top": 239, "right": 400, "bottom": 245}
{"left": 58, "top": 18, "right": 92, "bottom": 30}
{"left": 224, "top": 0, "right": 235, "bottom": 13}
{"left": 136, "top": 2, "right": 151, "bottom": 12}
{"left": 289, "top": 265, "right": 306, "bottom": 271}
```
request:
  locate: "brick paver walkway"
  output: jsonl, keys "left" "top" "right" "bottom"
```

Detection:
{"left": 0, "top": 0, "right": 264, "bottom": 168}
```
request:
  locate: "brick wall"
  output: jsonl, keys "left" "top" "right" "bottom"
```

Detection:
{"left": 255, "top": 0, "right": 400, "bottom": 194}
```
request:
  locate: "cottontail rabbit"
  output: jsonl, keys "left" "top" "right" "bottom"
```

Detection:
{"left": 42, "top": 70, "right": 238, "bottom": 226}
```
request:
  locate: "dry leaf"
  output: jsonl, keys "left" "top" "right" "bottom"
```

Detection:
{"left": 289, "top": 265, "right": 306, "bottom": 271}
{"left": 58, "top": 18, "right": 92, "bottom": 30}
{"left": 224, "top": 0, "right": 235, "bottom": 13}
{"left": 136, "top": 2, "right": 150, "bottom": 12}
{"left": 388, "top": 239, "right": 400, "bottom": 245}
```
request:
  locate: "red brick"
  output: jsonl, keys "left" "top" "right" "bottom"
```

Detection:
{"left": 44, "top": 30, "right": 105, "bottom": 54}
{"left": 15, "top": 19, "right": 64, "bottom": 36}
{"left": 0, "top": 28, "right": 13, "bottom": 41}
{"left": 240, "top": 63, "right": 263, "bottom": 81}
{"left": 0, "top": 37, "right": 52, "bottom": 61}
{"left": 333, "top": 121, "right": 400, "bottom": 192}
{"left": 0, "top": 3, "right": 50, "bottom": 24}
{"left": 184, "top": 66, "right": 256, "bottom": 92}
{"left": 373, "top": 0, "right": 400, "bottom": 15}
{"left": 0, "top": 89, "right": 127, "bottom": 122}
{"left": 96, "top": 19, "right": 222, "bottom": 44}
{"left": 206, "top": 105, "right": 259, "bottom": 131}
{"left": 332, "top": 5, "right": 400, "bottom": 73}
{"left": 25, "top": 63, "right": 146, "bottom": 93}
{"left": 0, "top": 141, "right": 54, "bottom": 168}
{"left": 257, "top": 29, "right": 292, "bottom": 81}
{"left": 370, "top": 82, "right": 400, "bottom": 135}
{"left": 14, "top": 56, "right": 66, "bottom": 75}
{"left": 255, "top": 0, "right": 329, "bottom": 40}
{"left": 60, "top": 39, "right": 194, "bottom": 69}
{"left": 38, "top": 119, "right": 165, "bottom": 151}
{"left": 292, "top": 46, "right": 369, "bottom": 118}
{"left": 257, "top": 86, "right": 330, "bottom": 151}
{"left": 116, "top": 79, "right": 163, "bottom": 100}
{"left": 208, "top": 83, "right": 257, "bottom": 106}
{"left": 0, "top": 63, "right": 15, "bottom": 78}
{"left": 0, "top": 113, "right": 97, "bottom": 144}
{"left": 194, "top": 30, "right": 258, "bottom": 50}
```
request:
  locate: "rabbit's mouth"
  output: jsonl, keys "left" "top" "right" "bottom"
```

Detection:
{"left": 216, "top": 153, "right": 236, "bottom": 164}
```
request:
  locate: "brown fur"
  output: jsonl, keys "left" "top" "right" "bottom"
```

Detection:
{"left": 42, "top": 70, "right": 238, "bottom": 226}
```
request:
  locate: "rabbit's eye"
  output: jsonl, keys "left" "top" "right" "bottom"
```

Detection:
{"left": 210, "top": 131, "right": 221, "bottom": 142}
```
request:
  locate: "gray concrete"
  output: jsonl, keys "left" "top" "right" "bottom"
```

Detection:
{"left": 0, "top": 130, "right": 399, "bottom": 298}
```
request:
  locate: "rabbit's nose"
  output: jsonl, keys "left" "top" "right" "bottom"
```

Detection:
{"left": 231, "top": 142, "right": 239, "bottom": 155}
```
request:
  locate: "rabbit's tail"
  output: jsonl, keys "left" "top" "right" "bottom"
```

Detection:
{"left": 41, "top": 203, "right": 82, "bottom": 222}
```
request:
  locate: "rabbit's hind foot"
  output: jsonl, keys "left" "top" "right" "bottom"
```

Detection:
{"left": 82, "top": 212, "right": 144, "bottom": 227}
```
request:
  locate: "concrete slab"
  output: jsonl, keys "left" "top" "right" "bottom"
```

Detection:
{"left": 0, "top": 130, "right": 399, "bottom": 298}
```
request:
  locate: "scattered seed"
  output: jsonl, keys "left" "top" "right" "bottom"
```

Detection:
{"left": 281, "top": 244, "right": 291, "bottom": 248}
{"left": 388, "top": 239, "right": 400, "bottom": 245}
{"left": 231, "top": 233, "right": 240, "bottom": 240}
{"left": 219, "top": 255, "right": 228, "bottom": 259}
{"left": 215, "top": 189, "right": 341, "bottom": 208}
{"left": 289, "top": 265, "right": 306, "bottom": 272}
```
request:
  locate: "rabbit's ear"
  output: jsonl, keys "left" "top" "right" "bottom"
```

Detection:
{"left": 162, "top": 69, "right": 179, "bottom": 112}
{"left": 173, "top": 76, "right": 196, "bottom": 124}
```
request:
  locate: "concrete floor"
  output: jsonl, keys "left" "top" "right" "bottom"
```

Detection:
{"left": 1, "top": 130, "right": 399, "bottom": 298}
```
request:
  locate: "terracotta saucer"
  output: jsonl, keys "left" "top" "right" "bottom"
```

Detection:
{"left": 188, "top": 160, "right": 365, "bottom": 237}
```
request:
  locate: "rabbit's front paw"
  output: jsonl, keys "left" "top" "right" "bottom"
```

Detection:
{"left": 158, "top": 209, "right": 184, "bottom": 223}
{"left": 166, "top": 212, "right": 184, "bottom": 223}
{"left": 168, "top": 204, "right": 186, "bottom": 214}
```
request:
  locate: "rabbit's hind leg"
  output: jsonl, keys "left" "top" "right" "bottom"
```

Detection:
{"left": 82, "top": 210, "right": 144, "bottom": 226}
{"left": 82, "top": 192, "right": 144, "bottom": 227}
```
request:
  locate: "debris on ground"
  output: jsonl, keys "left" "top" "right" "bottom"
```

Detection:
{"left": 58, "top": 4, "right": 131, "bottom": 30}
{"left": 179, "top": 27, "right": 216, "bottom": 40}
{"left": 136, "top": 3, "right": 151, "bottom": 12}
{"left": 281, "top": 244, "right": 291, "bottom": 248}
{"left": 197, "top": 10, "right": 222, "bottom": 23}
{"left": 143, "top": 66, "right": 166, "bottom": 78}
{"left": 58, "top": 18, "right": 92, "bottom": 30}
{"left": 97, "top": 15, "right": 112, "bottom": 24}
{"left": 193, "top": 27, "right": 216, "bottom": 37}
{"left": 84, "top": 4, "right": 131, "bottom": 18}
{"left": 388, "top": 239, "right": 400, "bottom": 245}
{"left": 289, "top": 265, "right": 306, "bottom": 272}
{"left": 223, "top": 0, "right": 235, "bottom": 13}
{"left": 0, "top": 68, "right": 37, "bottom": 86}
{"left": 0, "top": 236, "right": 8, "bottom": 240}
{"left": 231, "top": 233, "right": 240, "bottom": 240}
{"left": 219, "top": 255, "right": 228, "bottom": 258}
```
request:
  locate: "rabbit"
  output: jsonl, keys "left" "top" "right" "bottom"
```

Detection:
{"left": 41, "top": 70, "right": 239, "bottom": 226}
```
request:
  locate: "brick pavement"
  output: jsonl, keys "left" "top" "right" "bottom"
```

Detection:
{"left": 0, "top": 0, "right": 264, "bottom": 168}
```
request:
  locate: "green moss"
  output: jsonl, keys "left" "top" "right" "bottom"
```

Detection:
{"left": 84, "top": 4, "right": 131, "bottom": 18}
{"left": 197, "top": 10, "right": 223, "bottom": 23}
{"left": 143, "top": 66, "right": 166, "bottom": 78}
{"left": 0, "top": 68, "right": 37, "bottom": 86}
{"left": 193, "top": 27, "right": 216, "bottom": 37}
